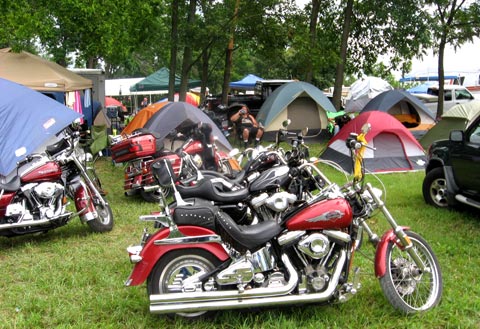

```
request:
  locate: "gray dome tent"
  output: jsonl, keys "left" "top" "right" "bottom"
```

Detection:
{"left": 361, "top": 89, "right": 436, "bottom": 139}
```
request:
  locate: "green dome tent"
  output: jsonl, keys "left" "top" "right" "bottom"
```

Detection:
{"left": 256, "top": 81, "right": 337, "bottom": 133}
{"left": 420, "top": 101, "right": 480, "bottom": 149}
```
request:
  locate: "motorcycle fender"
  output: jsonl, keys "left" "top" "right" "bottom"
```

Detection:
{"left": 74, "top": 181, "right": 96, "bottom": 221}
{"left": 0, "top": 192, "right": 16, "bottom": 217}
{"left": 374, "top": 226, "right": 410, "bottom": 278}
{"left": 126, "top": 226, "right": 229, "bottom": 286}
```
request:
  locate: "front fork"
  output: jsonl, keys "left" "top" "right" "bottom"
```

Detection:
{"left": 71, "top": 155, "right": 106, "bottom": 222}
{"left": 360, "top": 183, "right": 428, "bottom": 277}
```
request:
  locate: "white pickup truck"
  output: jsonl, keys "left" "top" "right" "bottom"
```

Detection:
{"left": 414, "top": 84, "right": 476, "bottom": 116}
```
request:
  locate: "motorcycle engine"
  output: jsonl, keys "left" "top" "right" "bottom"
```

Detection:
{"left": 297, "top": 233, "right": 330, "bottom": 259}
{"left": 33, "top": 182, "right": 64, "bottom": 199}
{"left": 297, "top": 233, "right": 333, "bottom": 292}
{"left": 251, "top": 191, "right": 297, "bottom": 221}
{"left": 23, "top": 182, "right": 65, "bottom": 219}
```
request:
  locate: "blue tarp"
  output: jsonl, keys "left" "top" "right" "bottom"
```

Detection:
{"left": 407, "top": 81, "right": 437, "bottom": 94}
{"left": 399, "top": 75, "right": 460, "bottom": 83}
{"left": 229, "top": 74, "right": 263, "bottom": 90}
{"left": 0, "top": 78, "right": 82, "bottom": 175}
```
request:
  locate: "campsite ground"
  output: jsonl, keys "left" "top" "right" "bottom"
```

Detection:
{"left": 0, "top": 148, "right": 479, "bottom": 328}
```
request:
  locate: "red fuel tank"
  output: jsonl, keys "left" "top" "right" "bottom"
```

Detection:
{"left": 183, "top": 140, "right": 204, "bottom": 155}
{"left": 21, "top": 161, "right": 62, "bottom": 183}
{"left": 286, "top": 198, "right": 353, "bottom": 231}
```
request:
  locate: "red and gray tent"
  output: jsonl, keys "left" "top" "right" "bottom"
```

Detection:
{"left": 320, "top": 111, "right": 426, "bottom": 174}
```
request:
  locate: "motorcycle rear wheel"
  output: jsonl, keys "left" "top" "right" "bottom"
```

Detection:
{"left": 379, "top": 231, "right": 442, "bottom": 313}
{"left": 86, "top": 196, "right": 114, "bottom": 232}
{"left": 147, "top": 249, "right": 221, "bottom": 319}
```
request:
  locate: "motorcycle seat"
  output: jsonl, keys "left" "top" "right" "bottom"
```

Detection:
{"left": 173, "top": 198, "right": 217, "bottom": 231}
{"left": 0, "top": 175, "right": 21, "bottom": 192}
{"left": 201, "top": 170, "right": 247, "bottom": 186}
{"left": 176, "top": 178, "right": 249, "bottom": 203}
{"left": 216, "top": 211, "right": 283, "bottom": 251}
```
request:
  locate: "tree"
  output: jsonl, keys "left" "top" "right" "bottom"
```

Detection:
{"left": 329, "top": 0, "right": 431, "bottom": 110}
{"left": 332, "top": 0, "right": 353, "bottom": 110}
{"left": 426, "top": 0, "right": 480, "bottom": 119}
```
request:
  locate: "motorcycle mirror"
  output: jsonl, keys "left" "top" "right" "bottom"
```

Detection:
{"left": 361, "top": 123, "right": 371, "bottom": 134}
{"left": 282, "top": 119, "right": 291, "bottom": 128}
{"left": 301, "top": 127, "right": 309, "bottom": 136}
{"left": 251, "top": 148, "right": 259, "bottom": 159}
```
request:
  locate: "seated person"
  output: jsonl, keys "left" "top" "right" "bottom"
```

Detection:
{"left": 230, "top": 105, "right": 264, "bottom": 148}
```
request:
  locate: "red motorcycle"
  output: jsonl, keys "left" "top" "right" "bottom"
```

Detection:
{"left": 125, "top": 122, "right": 442, "bottom": 318}
{"left": 111, "top": 124, "right": 239, "bottom": 202}
{"left": 0, "top": 128, "right": 113, "bottom": 237}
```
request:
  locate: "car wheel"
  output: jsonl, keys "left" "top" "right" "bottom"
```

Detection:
{"left": 422, "top": 167, "right": 449, "bottom": 208}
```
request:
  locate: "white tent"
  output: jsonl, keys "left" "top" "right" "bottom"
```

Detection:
{"left": 345, "top": 77, "right": 393, "bottom": 112}
{"left": 105, "top": 78, "right": 144, "bottom": 96}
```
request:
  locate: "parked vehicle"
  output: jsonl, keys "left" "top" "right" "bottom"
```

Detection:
{"left": 422, "top": 113, "right": 480, "bottom": 209}
{"left": 204, "top": 79, "right": 293, "bottom": 119}
{"left": 111, "top": 123, "right": 238, "bottom": 202}
{"left": 199, "top": 103, "right": 231, "bottom": 137}
{"left": 125, "top": 122, "right": 442, "bottom": 318}
{"left": 414, "top": 84, "right": 476, "bottom": 116}
{"left": 0, "top": 128, "right": 114, "bottom": 237}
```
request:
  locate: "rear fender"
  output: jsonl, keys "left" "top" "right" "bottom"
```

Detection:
{"left": 374, "top": 226, "right": 410, "bottom": 278}
{"left": 126, "top": 226, "right": 229, "bottom": 286}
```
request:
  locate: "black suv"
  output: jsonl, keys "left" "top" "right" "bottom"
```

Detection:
{"left": 422, "top": 114, "right": 480, "bottom": 210}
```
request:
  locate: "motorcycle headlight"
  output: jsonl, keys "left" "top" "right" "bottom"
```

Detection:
{"left": 79, "top": 152, "right": 93, "bottom": 162}
{"left": 192, "top": 154, "right": 203, "bottom": 167}
{"left": 361, "top": 187, "right": 383, "bottom": 204}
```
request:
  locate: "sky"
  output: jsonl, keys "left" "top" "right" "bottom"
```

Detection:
{"left": 294, "top": 1, "right": 480, "bottom": 84}
{"left": 409, "top": 37, "right": 480, "bottom": 75}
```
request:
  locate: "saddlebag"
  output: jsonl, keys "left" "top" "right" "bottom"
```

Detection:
{"left": 111, "top": 131, "right": 164, "bottom": 163}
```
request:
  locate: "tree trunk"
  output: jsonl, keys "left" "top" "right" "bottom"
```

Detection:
{"left": 179, "top": 0, "right": 197, "bottom": 102}
{"left": 168, "top": 0, "right": 179, "bottom": 101}
{"left": 436, "top": 36, "right": 446, "bottom": 120}
{"left": 222, "top": 0, "right": 240, "bottom": 105}
{"left": 305, "top": 0, "right": 320, "bottom": 83}
{"left": 332, "top": 0, "right": 353, "bottom": 111}
{"left": 200, "top": 49, "right": 210, "bottom": 104}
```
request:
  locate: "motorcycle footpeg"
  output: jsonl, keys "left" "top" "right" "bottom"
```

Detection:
{"left": 336, "top": 267, "right": 361, "bottom": 303}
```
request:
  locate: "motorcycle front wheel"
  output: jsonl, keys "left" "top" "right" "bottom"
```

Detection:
{"left": 218, "top": 159, "right": 234, "bottom": 177}
{"left": 86, "top": 195, "right": 114, "bottom": 232}
{"left": 379, "top": 231, "right": 442, "bottom": 313}
{"left": 147, "top": 249, "right": 221, "bottom": 319}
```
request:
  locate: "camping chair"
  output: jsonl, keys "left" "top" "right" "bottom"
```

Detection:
{"left": 81, "top": 125, "right": 108, "bottom": 195}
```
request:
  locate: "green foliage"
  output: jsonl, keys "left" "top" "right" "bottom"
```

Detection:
{"left": 0, "top": 155, "right": 479, "bottom": 328}
{"left": 2, "top": 0, "right": 479, "bottom": 92}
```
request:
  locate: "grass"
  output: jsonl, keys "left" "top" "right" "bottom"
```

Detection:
{"left": 1, "top": 144, "right": 479, "bottom": 328}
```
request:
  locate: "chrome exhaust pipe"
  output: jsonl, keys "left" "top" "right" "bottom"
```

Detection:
{"left": 149, "top": 251, "right": 346, "bottom": 314}
{"left": 0, "top": 213, "right": 71, "bottom": 231}
{"left": 150, "top": 254, "right": 298, "bottom": 305}
{"left": 142, "top": 185, "right": 160, "bottom": 192}
{"left": 124, "top": 190, "right": 137, "bottom": 196}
